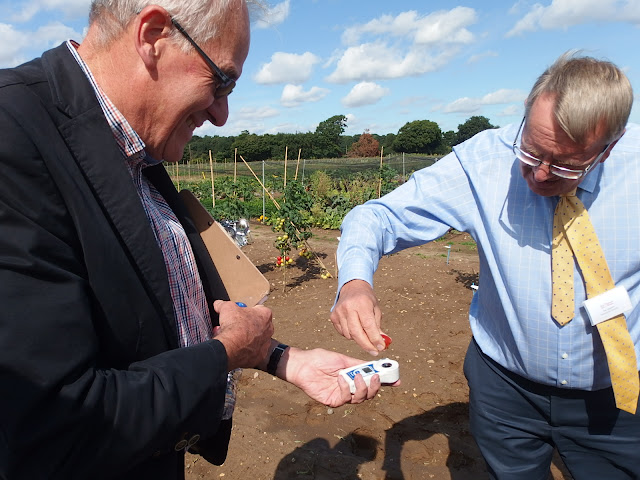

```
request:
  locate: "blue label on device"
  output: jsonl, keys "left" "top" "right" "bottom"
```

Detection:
{"left": 345, "top": 363, "right": 379, "bottom": 380}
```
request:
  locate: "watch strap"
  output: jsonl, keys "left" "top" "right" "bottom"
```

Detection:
{"left": 267, "top": 343, "right": 288, "bottom": 376}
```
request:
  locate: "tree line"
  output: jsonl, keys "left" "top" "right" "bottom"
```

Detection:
{"left": 182, "top": 114, "right": 497, "bottom": 164}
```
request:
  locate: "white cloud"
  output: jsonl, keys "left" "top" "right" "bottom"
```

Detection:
{"left": 35, "top": 22, "right": 82, "bottom": 49}
{"left": 398, "top": 95, "right": 429, "bottom": 107}
{"left": 281, "top": 84, "right": 330, "bottom": 107}
{"left": 12, "top": 0, "right": 90, "bottom": 22}
{"left": 342, "top": 82, "right": 390, "bottom": 108}
{"left": 443, "top": 89, "right": 526, "bottom": 113}
{"left": 328, "top": 7, "right": 478, "bottom": 84}
{"left": 234, "top": 106, "right": 281, "bottom": 120}
{"left": 326, "top": 42, "right": 457, "bottom": 84}
{"left": 509, "top": 0, "right": 526, "bottom": 15}
{"left": 413, "top": 7, "right": 477, "bottom": 45}
{"left": 0, "top": 23, "right": 29, "bottom": 67}
{"left": 342, "top": 7, "right": 477, "bottom": 46}
{"left": 467, "top": 50, "right": 498, "bottom": 64}
{"left": 342, "top": 11, "right": 421, "bottom": 44}
{"left": 507, "top": 0, "right": 640, "bottom": 37}
{"left": 497, "top": 104, "right": 523, "bottom": 117}
{"left": 194, "top": 106, "right": 281, "bottom": 137}
{"left": 262, "top": 122, "right": 307, "bottom": 134}
{"left": 254, "top": 51, "right": 321, "bottom": 85}
{"left": 10, "top": 4, "right": 40, "bottom": 23}
{"left": 0, "top": 20, "right": 84, "bottom": 67}
{"left": 255, "top": 0, "right": 291, "bottom": 29}
{"left": 42, "top": 0, "right": 90, "bottom": 16}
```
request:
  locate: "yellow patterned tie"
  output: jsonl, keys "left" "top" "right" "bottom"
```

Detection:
{"left": 552, "top": 189, "right": 638, "bottom": 414}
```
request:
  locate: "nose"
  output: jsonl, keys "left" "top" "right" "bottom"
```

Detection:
{"left": 208, "top": 96, "right": 229, "bottom": 127}
{"left": 532, "top": 161, "right": 555, "bottom": 182}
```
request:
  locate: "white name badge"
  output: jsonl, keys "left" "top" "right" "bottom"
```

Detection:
{"left": 582, "top": 286, "right": 632, "bottom": 326}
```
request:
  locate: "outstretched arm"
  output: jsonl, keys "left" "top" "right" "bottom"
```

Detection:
{"left": 272, "top": 343, "right": 400, "bottom": 408}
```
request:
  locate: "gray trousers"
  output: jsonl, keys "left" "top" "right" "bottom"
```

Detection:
{"left": 464, "top": 338, "right": 640, "bottom": 480}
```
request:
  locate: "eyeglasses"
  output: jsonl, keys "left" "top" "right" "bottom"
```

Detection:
{"left": 171, "top": 18, "right": 235, "bottom": 98}
{"left": 513, "top": 117, "right": 609, "bottom": 180}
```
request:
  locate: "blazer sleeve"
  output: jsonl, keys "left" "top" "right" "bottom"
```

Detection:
{"left": 0, "top": 86, "right": 229, "bottom": 478}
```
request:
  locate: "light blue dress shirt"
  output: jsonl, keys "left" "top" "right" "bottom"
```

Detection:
{"left": 337, "top": 123, "right": 640, "bottom": 391}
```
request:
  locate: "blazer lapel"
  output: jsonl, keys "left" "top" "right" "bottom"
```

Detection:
{"left": 41, "top": 44, "right": 179, "bottom": 345}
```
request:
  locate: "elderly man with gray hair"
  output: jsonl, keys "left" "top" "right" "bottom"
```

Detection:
{"left": 0, "top": 1, "right": 388, "bottom": 479}
{"left": 332, "top": 52, "right": 640, "bottom": 479}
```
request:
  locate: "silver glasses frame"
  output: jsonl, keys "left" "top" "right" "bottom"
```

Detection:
{"left": 512, "top": 117, "right": 610, "bottom": 180}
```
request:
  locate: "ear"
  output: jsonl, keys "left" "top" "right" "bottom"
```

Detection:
{"left": 133, "top": 5, "right": 173, "bottom": 70}
{"left": 599, "top": 128, "right": 625, "bottom": 164}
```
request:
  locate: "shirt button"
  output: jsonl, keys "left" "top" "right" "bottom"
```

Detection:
{"left": 562, "top": 353, "right": 568, "bottom": 359}
{"left": 188, "top": 434, "right": 200, "bottom": 447}
{"left": 174, "top": 439, "right": 188, "bottom": 451}
{"left": 561, "top": 380, "right": 568, "bottom": 385}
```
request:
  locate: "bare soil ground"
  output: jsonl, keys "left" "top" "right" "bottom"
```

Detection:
{"left": 185, "top": 224, "right": 571, "bottom": 480}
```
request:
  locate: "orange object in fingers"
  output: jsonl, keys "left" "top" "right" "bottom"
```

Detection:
{"left": 381, "top": 333, "right": 392, "bottom": 349}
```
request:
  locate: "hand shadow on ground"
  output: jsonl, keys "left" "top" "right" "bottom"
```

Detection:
{"left": 273, "top": 432, "right": 377, "bottom": 480}
{"left": 382, "top": 402, "right": 572, "bottom": 480}
{"left": 256, "top": 253, "right": 329, "bottom": 289}
{"left": 272, "top": 402, "right": 572, "bottom": 479}
{"left": 382, "top": 401, "right": 484, "bottom": 479}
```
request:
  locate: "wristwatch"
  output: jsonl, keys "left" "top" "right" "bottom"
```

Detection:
{"left": 267, "top": 343, "right": 289, "bottom": 376}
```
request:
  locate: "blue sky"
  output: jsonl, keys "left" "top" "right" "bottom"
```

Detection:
{"left": 1, "top": 0, "right": 639, "bottom": 137}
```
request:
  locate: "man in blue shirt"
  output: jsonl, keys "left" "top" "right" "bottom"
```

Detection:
{"left": 332, "top": 52, "right": 640, "bottom": 479}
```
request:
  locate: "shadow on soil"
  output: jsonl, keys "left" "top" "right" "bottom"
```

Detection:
{"left": 450, "top": 269, "right": 479, "bottom": 289}
{"left": 257, "top": 254, "right": 329, "bottom": 289}
{"left": 273, "top": 402, "right": 482, "bottom": 480}
{"left": 272, "top": 401, "right": 572, "bottom": 480}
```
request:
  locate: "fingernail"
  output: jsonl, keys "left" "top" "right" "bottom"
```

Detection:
{"left": 377, "top": 344, "right": 385, "bottom": 351}
{"left": 368, "top": 350, "right": 379, "bottom": 356}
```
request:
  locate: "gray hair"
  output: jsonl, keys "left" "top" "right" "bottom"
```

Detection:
{"left": 89, "top": 0, "right": 264, "bottom": 49}
{"left": 525, "top": 51, "right": 633, "bottom": 144}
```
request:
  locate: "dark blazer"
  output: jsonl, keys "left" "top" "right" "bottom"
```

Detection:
{"left": 0, "top": 43, "right": 232, "bottom": 479}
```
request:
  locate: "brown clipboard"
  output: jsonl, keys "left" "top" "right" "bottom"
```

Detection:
{"left": 179, "top": 189, "right": 270, "bottom": 307}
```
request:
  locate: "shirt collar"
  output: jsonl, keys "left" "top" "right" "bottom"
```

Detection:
{"left": 576, "top": 161, "right": 602, "bottom": 195}
{"left": 65, "top": 40, "right": 162, "bottom": 168}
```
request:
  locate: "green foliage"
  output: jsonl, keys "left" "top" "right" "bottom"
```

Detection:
{"left": 442, "top": 130, "right": 457, "bottom": 151}
{"left": 455, "top": 116, "right": 498, "bottom": 145}
{"left": 308, "top": 170, "right": 334, "bottom": 202}
{"left": 340, "top": 176, "right": 377, "bottom": 207}
{"left": 211, "top": 198, "right": 249, "bottom": 220}
{"left": 304, "top": 168, "right": 398, "bottom": 229}
{"left": 314, "top": 114, "right": 348, "bottom": 158}
{"left": 271, "top": 181, "right": 314, "bottom": 267}
{"left": 177, "top": 177, "right": 260, "bottom": 221}
{"left": 181, "top": 134, "right": 235, "bottom": 164}
{"left": 174, "top": 162, "right": 406, "bottom": 233}
{"left": 309, "top": 204, "right": 345, "bottom": 230}
{"left": 214, "top": 176, "right": 255, "bottom": 200}
{"left": 393, "top": 120, "right": 443, "bottom": 154}
{"left": 379, "top": 164, "right": 399, "bottom": 196}
{"left": 375, "top": 133, "right": 397, "bottom": 154}
{"left": 232, "top": 131, "right": 272, "bottom": 162}
{"left": 181, "top": 114, "right": 499, "bottom": 163}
